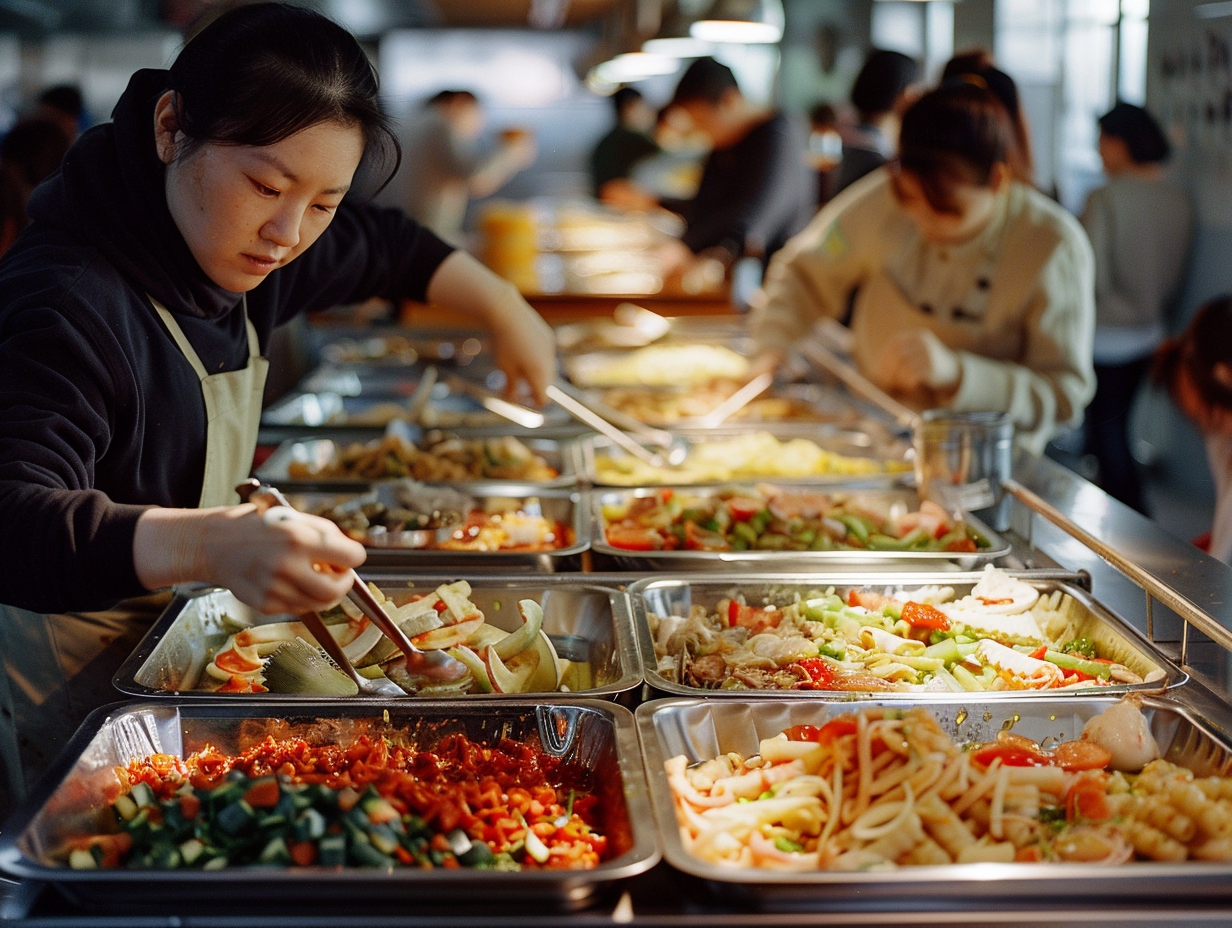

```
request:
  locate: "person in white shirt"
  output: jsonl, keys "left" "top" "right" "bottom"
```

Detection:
{"left": 1153, "top": 297, "right": 1232, "bottom": 564}
{"left": 1081, "top": 102, "right": 1192, "bottom": 514}
{"left": 752, "top": 79, "right": 1096, "bottom": 455}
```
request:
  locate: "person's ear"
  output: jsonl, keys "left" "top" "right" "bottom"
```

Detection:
{"left": 988, "top": 162, "right": 1011, "bottom": 193}
{"left": 153, "top": 90, "right": 183, "bottom": 165}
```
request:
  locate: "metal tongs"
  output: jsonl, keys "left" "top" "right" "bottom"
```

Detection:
{"left": 236, "top": 479, "right": 468, "bottom": 684}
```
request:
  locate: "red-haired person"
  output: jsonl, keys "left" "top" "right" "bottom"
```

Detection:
{"left": 1153, "top": 298, "right": 1232, "bottom": 564}
{"left": 752, "top": 80, "right": 1095, "bottom": 454}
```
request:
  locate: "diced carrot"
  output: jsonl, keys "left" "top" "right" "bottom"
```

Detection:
{"left": 243, "top": 778, "right": 281, "bottom": 808}
{"left": 179, "top": 793, "right": 201, "bottom": 820}
{"left": 289, "top": 840, "right": 317, "bottom": 867}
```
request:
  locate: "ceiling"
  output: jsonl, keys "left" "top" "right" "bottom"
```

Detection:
{"left": 0, "top": 0, "right": 631, "bottom": 37}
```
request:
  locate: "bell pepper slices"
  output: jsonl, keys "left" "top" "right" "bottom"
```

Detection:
{"left": 900, "top": 601, "right": 950, "bottom": 631}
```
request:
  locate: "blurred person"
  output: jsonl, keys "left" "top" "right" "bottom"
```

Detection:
{"left": 752, "top": 81, "right": 1096, "bottom": 455}
{"left": 1081, "top": 102, "right": 1192, "bottom": 514}
{"left": 833, "top": 49, "right": 921, "bottom": 195}
{"left": 591, "top": 87, "right": 660, "bottom": 203}
{"left": 942, "top": 53, "right": 1034, "bottom": 185}
{"left": 392, "top": 89, "right": 536, "bottom": 244}
{"left": 0, "top": 3, "right": 555, "bottom": 808}
{"left": 659, "top": 57, "right": 816, "bottom": 273}
{"left": 808, "top": 102, "right": 843, "bottom": 206}
{"left": 0, "top": 117, "right": 71, "bottom": 254}
{"left": 1154, "top": 297, "right": 1232, "bottom": 563}
{"left": 37, "top": 84, "right": 85, "bottom": 142}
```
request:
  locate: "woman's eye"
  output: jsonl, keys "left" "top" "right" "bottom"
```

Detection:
{"left": 250, "top": 178, "right": 280, "bottom": 197}
{"left": 313, "top": 203, "right": 337, "bottom": 214}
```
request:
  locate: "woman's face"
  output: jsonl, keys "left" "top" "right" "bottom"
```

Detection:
{"left": 155, "top": 92, "right": 364, "bottom": 292}
{"left": 892, "top": 166, "right": 1005, "bottom": 246}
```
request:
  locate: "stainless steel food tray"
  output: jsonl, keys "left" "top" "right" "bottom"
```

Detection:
{"left": 256, "top": 435, "right": 580, "bottom": 490}
{"left": 262, "top": 389, "right": 575, "bottom": 433}
{"left": 0, "top": 699, "right": 659, "bottom": 909}
{"left": 315, "top": 327, "right": 490, "bottom": 369}
{"left": 637, "top": 694, "right": 1232, "bottom": 907}
{"left": 277, "top": 484, "right": 589, "bottom": 570}
{"left": 578, "top": 425, "right": 912, "bottom": 488}
{"left": 113, "top": 575, "right": 641, "bottom": 703}
{"left": 563, "top": 343, "right": 755, "bottom": 388}
{"left": 592, "top": 486, "right": 1010, "bottom": 570}
{"left": 631, "top": 573, "right": 1185, "bottom": 698}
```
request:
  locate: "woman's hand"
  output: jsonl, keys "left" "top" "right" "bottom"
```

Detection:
{"left": 425, "top": 250, "right": 558, "bottom": 404}
{"left": 134, "top": 505, "right": 366, "bottom": 615}
{"left": 873, "top": 329, "right": 962, "bottom": 394}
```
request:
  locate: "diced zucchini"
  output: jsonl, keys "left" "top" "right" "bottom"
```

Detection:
{"left": 202, "top": 855, "right": 229, "bottom": 871}
{"left": 179, "top": 838, "right": 206, "bottom": 866}
{"left": 68, "top": 848, "right": 97, "bottom": 870}
{"left": 458, "top": 841, "right": 495, "bottom": 868}
{"left": 294, "top": 808, "right": 327, "bottom": 843}
{"left": 216, "top": 800, "right": 256, "bottom": 836}
{"left": 129, "top": 783, "right": 156, "bottom": 809}
{"left": 259, "top": 836, "right": 291, "bottom": 866}
{"left": 113, "top": 794, "right": 138, "bottom": 822}
{"left": 349, "top": 838, "right": 395, "bottom": 869}
{"left": 368, "top": 825, "right": 400, "bottom": 856}
{"left": 951, "top": 664, "right": 985, "bottom": 692}
{"left": 318, "top": 834, "right": 346, "bottom": 868}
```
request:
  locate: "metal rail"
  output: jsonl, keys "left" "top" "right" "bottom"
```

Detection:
{"left": 1004, "top": 478, "right": 1232, "bottom": 665}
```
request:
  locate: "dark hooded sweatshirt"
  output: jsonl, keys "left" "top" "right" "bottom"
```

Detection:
{"left": 0, "top": 70, "right": 454, "bottom": 613}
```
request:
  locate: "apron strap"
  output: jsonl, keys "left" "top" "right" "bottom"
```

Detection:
{"left": 149, "top": 294, "right": 262, "bottom": 384}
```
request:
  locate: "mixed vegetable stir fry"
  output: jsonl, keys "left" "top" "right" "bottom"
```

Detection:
{"left": 287, "top": 432, "right": 559, "bottom": 483}
{"left": 667, "top": 698, "right": 1231, "bottom": 870}
{"left": 650, "top": 566, "right": 1164, "bottom": 692}
{"left": 65, "top": 732, "right": 606, "bottom": 872}
{"left": 603, "top": 486, "right": 988, "bottom": 553}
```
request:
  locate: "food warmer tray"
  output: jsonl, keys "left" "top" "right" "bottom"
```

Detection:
{"left": 554, "top": 314, "right": 749, "bottom": 356}
{"left": 591, "top": 487, "right": 1010, "bottom": 571}
{"left": 577, "top": 425, "right": 911, "bottom": 489}
{"left": 256, "top": 435, "right": 580, "bottom": 491}
{"left": 112, "top": 574, "right": 642, "bottom": 704}
{"left": 562, "top": 343, "right": 755, "bottom": 389}
{"left": 0, "top": 699, "right": 659, "bottom": 910}
{"left": 630, "top": 572, "right": 1185, "bottom": 699}
{"left": 637, "top": 694, "right": 1230, "bottom": 908}
{"left": 313, "top": 327, "right": 490, "bottom": 369}
{"left": 276, "top": 484, "right": 589, "bottom": 571}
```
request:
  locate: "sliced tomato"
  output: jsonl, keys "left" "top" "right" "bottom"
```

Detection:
{"left": 782, "top": 724, "right": 824, "bottom": 742}
{"left": 725, "top": 497, "right": 763, "bottom": 522}
{"left": 900, "top": 601, "right": 950, "bottom": 630}
{"left": 846, "top": 589, "right": 891, "bottom": 611}
{"left": 784, "top": 716, "right": 858, "bottom": 745}
{"left": 1066, "top": 772, "right": 1111, "bottom": 822}
{"left": 794, "top": 658, "right": 838, "bottom": 689}
{"left": 728, "top": 602, "right": 781, "bottom": 634}
{"left": 684, "top": 520, "right": 731, "bottom": 551}
{"left": 1052, "top": 740, "right": 1113, "bottom": 772}
{"left": 658, "top": 488, "right": 674, "bottom": 504}
{"left": 1015, "top": 845, "right": 1044, "bottom": 863}
{"left": 433, "top": 600, "right": 450, "bottom": 613}
{"left": 971, "top": 744, "right": 1052, "bottom": 768}
{"left": 605, "top": 524, "right": 663, "bottom": 551}
{"left": 726, "top": 600, "right": 739, "bottom": 628}
{"left": 944, "top": 537, "right": 978, "bottom": 553}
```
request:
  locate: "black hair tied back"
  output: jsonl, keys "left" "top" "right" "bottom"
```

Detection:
{"left": 168, "top": 2, "right": 400, "bottom": 198}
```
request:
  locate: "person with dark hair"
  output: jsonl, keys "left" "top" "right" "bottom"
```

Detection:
{"left": 833, "top": 49, "right": 921, "bottom": 195}
{"left": 591, "top": 87, "right": 660, "bottom": 201}
{"left": 753, "top": 82, "right": 1096, "bottom": 455}
{"left": 1153, "top": 297, "right": 1232, "bottom": 563}
{"left": 37, "top": 83, "right": 85, "bottom": 142}
{"left": 1080, "top": 102, "right": 1191, "bottom": 514}
{"left": 659, "top": 57, "right": 816, "bottom": 270}
{"left": 385, "top": 88, "right": 536, "bottom": 243}
{"left": 808, "top": 102, "right": 843, "bottom": 206}
{"left": 0, "top": 116, "right": 71, "bottom": 255}
{"left": 0, "top": 2, "right": 555, "bottom": 806}
{"left": 941, "top": 52, "right": 1034, "bottom": 184}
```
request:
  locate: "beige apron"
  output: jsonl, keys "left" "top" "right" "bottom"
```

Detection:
{"left": 0, "top": 297, "right": 268, "bottom": 820}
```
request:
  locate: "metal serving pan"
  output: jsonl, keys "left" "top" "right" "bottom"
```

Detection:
{"left": 637, "top": 694, "right": 1232, "bottom": 907}
{"left": 579, "top": 425, "right": 912, "bottom": 488}
{"left": 278, "top": 485, "right": 589, "bottom": 570}
{"left": 113, "top": 575, "right": 641, "bottom": 704}
{"left": 315, "top": 327, "right": 490, "bottom": 369}
{"left": 630, "top": 572, "right": 1184, "bottom": 698}
{"left": 563, "top": 343, "right": 757, "bottom": 389}
{"left": 0, "top": 699, "right": 659, "bottom": 910}
{"left": 592, "top": 486, "right": 1010, "bottom": 571}
{"left": 256, "top": 435, "right": 579, "bottom": 490}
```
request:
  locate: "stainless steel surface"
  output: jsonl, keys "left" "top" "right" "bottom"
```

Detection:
{"left": 546, "top": 383, "right": 668, "bottom": 468}
{"left": 0, "top": 700, "right": 659, "bottom": 909}
{"left": 691, "top": 372, "right": 774, "bottom": 429}
{"left": 799, "top": 339, "right": 921, "bottom": 431}
{"left": 579, "top": 424, "right": 911, "bottom": 488}
{"left": 630, "top": 572, "right": 1182, "bottom": 698}
{"left": 637, "top": 694, "right": 1232, "bottom": 906}
{"left": 590, "top": 487, "right": 1009, "bottom": 570}
{"left": 441, "top": 371, "right": 547, "bottom": 429}
{"left": 113, "top": 575, "right": 641, "bottom": 702}
{"left": 256, "top": 435, "right": 579, "bottom": 490}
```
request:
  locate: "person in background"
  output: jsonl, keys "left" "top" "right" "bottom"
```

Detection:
{"left": 808, "top": 102, "right": 843, "bottom": 206}
{"left": 942, "top": 53, "right": 1034, "bottom": 185}
{"left": 37, "top": 84, "right": 85, "bottom": 143}
{"left": 752, "top": 81, "right": 1095, "bottom": 455}
{"left": 0, "top": 116, "right": 71, "bottom": 256}
{"left": 391, "top": 90, "right": 536, "bottom": 244}
{"left": 1081, "top": 102, "right": 1192, "bottom": 515}
{"left": 833, "top": 49, "right": 920, "bottom": 196}
{"left": 1154, "top": 297, "right": 1232, "bottom": 563}
{"left": 591, "top": 87, "right": 660, "bottom": 205}
{"left": 659, "top": 57, "right": 816, "bottom": 273}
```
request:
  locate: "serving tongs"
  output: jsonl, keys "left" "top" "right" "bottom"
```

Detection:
{"left": 688, "top": 371, "right": 774, "bottom": 429}
{"left": 236, "top": 479, "right": 468, "bottom": 685}
{"left": 546, "top": 381, "right": 684, "bottom": 468}
{"left": 440, "top": 370, "right": 546, "bottom": 429}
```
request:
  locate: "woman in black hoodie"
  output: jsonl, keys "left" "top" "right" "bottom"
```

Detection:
{"left": 0, "top": 3, "right": 556, "bottom": 804}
